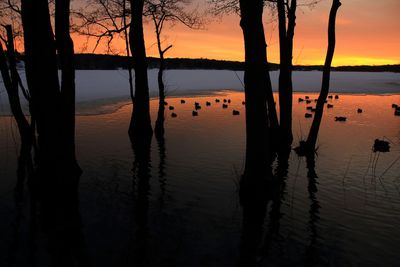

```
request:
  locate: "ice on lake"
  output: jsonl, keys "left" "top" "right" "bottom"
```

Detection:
{"left": 0, "top": 69, "right": 399, "bottom": 115}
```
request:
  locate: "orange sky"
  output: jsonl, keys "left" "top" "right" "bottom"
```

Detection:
{"left": 73, "top": 0, "right": 400, "bottom": 66}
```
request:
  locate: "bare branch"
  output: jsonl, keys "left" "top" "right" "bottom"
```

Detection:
{"left": 71, "top": 0, "right": 131, "bottom": 52}
{"left": 162, "top": 44, "right": 172, "bottom": 54}
{"left": 208, "top": 0, "right": 318, "bottom": 17}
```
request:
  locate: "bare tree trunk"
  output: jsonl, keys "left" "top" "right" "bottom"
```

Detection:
{"left": 0, "top": 27, "right": 33, "bottom": 185}
{"left": 154, "top": 16, "right": 172, "bottom": 137}
{"left": 154, "top": 30, "right": 166, "bottom": 136}
{"left": 303, "top": 0, "right": 341, "bottom": 153}
{"left": 0, "top": 27, "right": 32, "bottom": 150}
{"left": 21, "top": 0, "right": 61, "bottom": 174}
{"left": 265, "top": 66, "right": 279, "bottom": 136}
{"left": 239, "top": 0, "right": 274, "bottom": 178}
{"left": 286, "top": 0, "right": 297, "bottom": 72}
{"left": 129, "top": 0, "right": 153, "bottom": 143}
{"left": 55, "top": 0, "right": 81, "bottom": 175}
{"left": 123, "top": 0, "right": 135, "bottom": 103}
{"left": 157, "top": 56, "right": 165, "bottom": 101}
{"left": 20, "top": 3, "right": 85, "bottom": 262}
{"left": 154, "top": 58, "right": 165, "bottom": 137}
{"left": 277, "top": 0, "right": 296, "bottom": 147}
{"left": 21, "top": 0, "right": 82, "bottom": 189}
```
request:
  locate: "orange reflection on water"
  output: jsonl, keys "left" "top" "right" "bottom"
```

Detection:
{"left": 76, "top": 91, "right": 400, "bottom": 160}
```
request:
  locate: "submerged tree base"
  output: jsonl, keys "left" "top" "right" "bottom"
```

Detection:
{"left": 294, "top": 140, "right": 318, "bottom": 157}
{"left": 128, "top": 109, "right": 153, "bottom": 146}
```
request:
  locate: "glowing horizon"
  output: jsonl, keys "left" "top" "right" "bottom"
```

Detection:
{"left": 70, "top": 0, "right": 399, "bottom": 66}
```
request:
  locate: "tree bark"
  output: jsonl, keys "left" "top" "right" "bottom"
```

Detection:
{"left": 277, "top": 0, "right": 296, "bottom": 147}
{"left": 0, "top": 28, "right": 33, "bottom": 184}
{"left": 154, "top": 20, "right": 166, "bottom": 136}
{"left": 154, "top": 20, "right": 173, "bottom": 137}
{"left": 239, "top": 0, "right": 274, "bottom": 177}
{"left": 265, "top": 65, "right": 279, "bottom": 136}
{"left": 21, "top": 0, "right": 61, "bottom": 173}
{"left": 0, "top": 27, "right": 31, "bottom": 150}
{"left": 129, "top": 0, "right": 153, "bottom": 142}
{"left": 154, "top": 60, "right": 165, "bottom": 137}
{"left": 287, "top": 1, "right": 297, "bottom": 67}
{"left": 21, "top": 0, "right": 82, "bottom": 186}
{"left": 305, "top": 0, "right": 341, "bottom": 152}
{"left": 55, "top": 0, "right": 80, "bottom": 173}
{"left": 123, "top": 0, "right": 135, "bottom": 103}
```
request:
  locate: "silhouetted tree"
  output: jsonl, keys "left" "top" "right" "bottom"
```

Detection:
{"left": 210, "top": 0, "right": 321, "bottom": 150}
{"left": 0, "top": 0, "right": 23, "bottom": 44}
{"left": 0, "top": 1, "right": 37, "bottom": 140}
{"left": 18, "top": 2, "right": 84, "bottom": 264}
{"left": 296, "top": 0, "right": 341, "bottom": 155}
{"left": 76, "top": 0, "right": 155, "bottom": 141}
{"left": 154, "top": 92, "right": 166, "bottom": 138}
{"left": 72, "top": 0, "right": 135, "bottom": 101}
{"left": 238, "top": 2, "right": 276, "bottom": 262}
{"left": 21, "top": 0, "right": 81, "bottom": 183}
{"left": 0, "top": 25, "right": 33, "bottom": 189}
{"left": 144, "top": 0, "right": 202, "bottom": 135}
{"left": 73, "top": 0, "right": 202, "bottom": 138}
{"left": 72, "top": 0, "right": 130, "bottom": 52}
{"left": 210, "top": 0, "right": 279, "bottom": 136}
{"left": 239, "top": 0, "right": 277, "bottom": 176}
{"left": 56, "top": 0, "right": 80, "bottom": 172}
{"left": 21, "top": 0, "right": 62, "bottom": 173}
{"left": 129, "top": 0, "right": 153, "bottom": 142}
{"left": 277, "top": 0, "right": 321, "bottom": 153}
{"left": 276, "top": 1, "right": 320, "bottom": 148}
{"left": 123, "top": 0, "right": 135, "bottom": 102}
{"left": 277, "top": 0, "right": 296, "bottom": 148}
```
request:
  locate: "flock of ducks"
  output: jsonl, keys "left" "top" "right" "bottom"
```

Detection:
{"left": 164, "top": 98, "right": 244, "bottom": 118}
{"left": 299, "top": 94, "right": 363, "bottom": 122}
{"left": 163, "top": 95, "right": 400, "bottom": 121}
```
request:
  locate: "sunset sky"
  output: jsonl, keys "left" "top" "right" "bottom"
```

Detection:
{"left": 73, "top": 0, "right": 400, "bottom": 66}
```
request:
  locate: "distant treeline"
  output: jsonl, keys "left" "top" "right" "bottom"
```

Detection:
{"left": 71, "top": 54, "right": 399, "bottom": 72}
{"left": 72, "top": 53, "right": 261, "bottom": 70}
{"left": 294, "top": 64, "right": 400, "bottom": 72}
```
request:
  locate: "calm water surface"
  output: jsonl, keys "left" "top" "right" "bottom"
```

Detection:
{"left": 0, "top": 91, "right": 399, "bottom": 266}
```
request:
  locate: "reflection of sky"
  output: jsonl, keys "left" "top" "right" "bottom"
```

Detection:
{"left": 71, "top": 0, "right": 400, "bottom": 66}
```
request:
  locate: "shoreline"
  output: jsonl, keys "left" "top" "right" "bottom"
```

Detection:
{"left": 0, "top": 89, "right": 399, "bottom": 117}
{"left": 71, "top": 90, "right": 400, "bottom": 116}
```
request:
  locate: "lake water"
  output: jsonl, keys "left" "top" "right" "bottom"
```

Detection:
{"left": 0, "top": 91, "right": 399, "bottom": 266}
